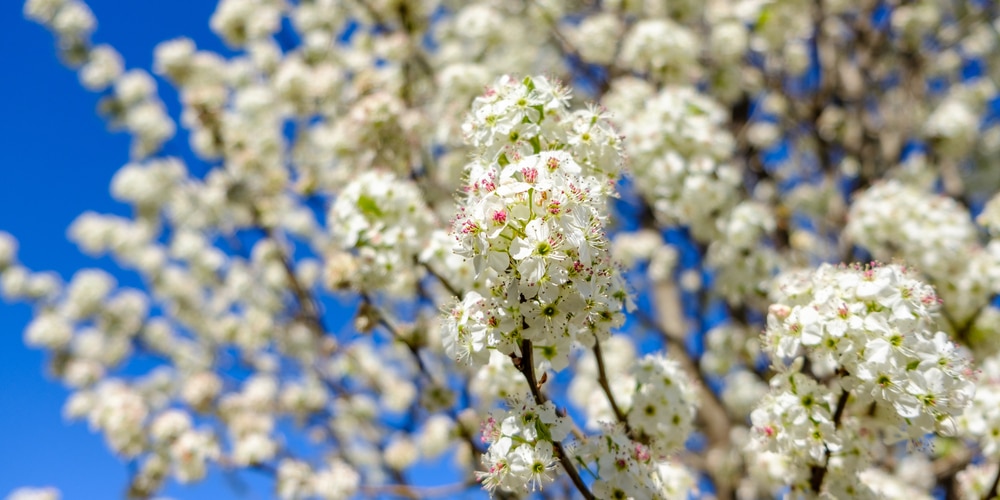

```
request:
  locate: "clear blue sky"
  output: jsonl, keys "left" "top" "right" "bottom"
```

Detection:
{"left": 0, "top": 1, "right": 271, "bottom": 498}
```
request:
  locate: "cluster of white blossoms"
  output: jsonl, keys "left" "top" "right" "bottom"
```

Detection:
{"left": 706, "top": 200, "right": 778, "bottom": 306}
{"left": 476, "top": 396, "right": 569, "bottom": 494}
{"left": 627, "top": 355, "right": 699, "bottom": 455}
{"left": 328, "top": 170, "right": 435, "bottom": 295}
{"left": 568, "top": 344, "right": 700, "bottom": 498}
{"left": 751, "top": 262, "right": 975, "bottom": 494}
{"left": 847, "top": 180, "right": 1000, "bottom": 323}
{"left": 924, "top": 80, "right": 997, "bottom": 159}
{"left": 577, "top": 425, "right": 695, "bottom": 500}
{"left": 847, "top": 180, "right": 979, "bottom": 281}
{"left": 606, "top": 80, "right": 740, "bottom": 241}
{"left": 274, "top": 457, "right": 360, "bottom": 500}
{"left": 958, "top": 354, "right": 1000, "bottom": 459}
{"left": 4, "top": 488, "right": 60, "bottom": 500}
{"left": 747, "top": 368, "right": 872, "bottom": 495}
{"left": 443, "top": 75, "right": 629, "bottom": 371}
{"left": 461, "top": 74, "right": 624, "bottom": 189}
{"left": 15, "top": 0, "right": 1000, "bottom": 497}
{"left": 27, "top": 0, "right": 173, "bottom": 157}
{"left": 620, "top": 19, "right": 699, "bottom": 84}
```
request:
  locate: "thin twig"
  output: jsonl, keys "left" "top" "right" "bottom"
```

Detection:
{"left": 515, "top": 339, "right": 596, "bottom": 500}
{"left": 809, "top": 388, "right": 850, "bottom": 494}
{"left": 592, "top": 340, "right": 632, "bottom": 435}
{"left": 421, "top": 260, "right": 463, "bottom": 299}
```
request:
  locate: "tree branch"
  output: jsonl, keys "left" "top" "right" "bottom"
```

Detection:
{"left": 514, "top": 339, "right": 595, "bottom": 500}
{"left": 592, "top": 339, "right": 632, "bottom": 435}
{"left": 809, "top": 388, "right": 850, "bottom": 494}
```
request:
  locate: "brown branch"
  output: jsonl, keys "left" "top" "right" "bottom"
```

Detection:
{"left": 360, "top": 292, "right": 436, "bottom": 384}
{"left": 514, "top": 339, "right": 595, "bottom": 500}
{"left": 259, "top": 225, "right": 328, "bottom": 339}
{"left": 420, "top": 260, "right": 463, "bottom": 299}
{"left": 592, "top": 340, "right": 632, "bottom": 435}
{"left": 808, "top": 388, "right": 850, "bottom": 494}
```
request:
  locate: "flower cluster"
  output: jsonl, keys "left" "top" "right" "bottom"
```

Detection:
{"left": 628, "top": 355, "right": 699, "bottom": 455}
{"left": 751, "top": 262, "right": 975, "bottom": 493}
{"left": 328, "top": 170, "right": 435, "bottom": 295}
{"left": 620, "top": 19, "right": 699, "bottom": 84}
{"left": 847, "top": 181, "right": 978, "bottom": 282}
{"left": 274, "top": 458, "right": 360, "bottom": 500}
{"left": 606, "top": 82, "right": 740, "bottom": 241}
{"left": 568, "top": 349, "right": 699, "bottom": 498}
{"left": 958, "top": 354, "right": 1000, "bottom": 459}
{"left": 462, "top": 75, "right": 624, "bottom": 191}
{"left": 706, "top": 200, "right": 778, "bottom": 306}
{"left": 748, "top": 368, "right": 859, "bottom": 490}
{"left": 577, "top": 425, "right": 695, "bottom": 499}
{"left": 476, "top": 396, "right": 568, "bottom": 494}
{"left": 145, "top": 410, "right": 220, "bottom": 488}
{"left": 443, "top": 76, "right": 629, "bottom": 371}
{"left": 847, "top": 180, "right": 1000, "bottom": 323}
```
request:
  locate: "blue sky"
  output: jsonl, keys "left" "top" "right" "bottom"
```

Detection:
{"left": 0, "top": 1, "right": 273, "bottom": 498}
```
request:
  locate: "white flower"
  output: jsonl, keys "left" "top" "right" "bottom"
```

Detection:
{"left": 276, "top": 459, "right": 313, "bottom": 499}
{"left": 628, "top": 354, "right": 699, "bottom": 454}
{"left": 79, "top": 45, "right": 123, "bottom": 90}
{"left": 170, "top": 430, "right": 219, "bottom": 482}
{"left": 150, "top": 410, "right": 192, "bottom": 443}
{"left": 620, "top": 19, "right": 698, "bottom": 83}
{"left": 5, "top": 487, "right": 60, "bottom": 500}
{"left": 755, "top": 262, "right": 973, "bottom": 491}
{"left": 608, "top": 84, "right": 738, "bottom": 241}
{"left": 478, "top": 397, "right": 570, "bottom": 495}
{"left": 311, "top": 459, "right": 359, "bottom": 500}
{"left": 447, "top": 95, "right": 629, "bottom": 367}
{"left": 24, "top": 312, "right": 73, "bottom": 349}
{"left": 570, "top": 13, "right": 623, "bottom": 65}
{"left": 51, "top": 1, "right": 94, "bottom": 39}
{"left": 231, "top": 433, "right": 276, "bottom": 465}
{"left": 328, "top": 170, "right": 434, "bottom": 296}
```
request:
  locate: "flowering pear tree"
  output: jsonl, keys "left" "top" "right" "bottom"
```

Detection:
{"left": 9, "top": 0, "right": 1000, "bottom": 498}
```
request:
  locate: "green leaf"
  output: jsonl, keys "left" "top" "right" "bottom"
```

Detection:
{"left": 357, "top": 194, "right": 383, "bottom": 218}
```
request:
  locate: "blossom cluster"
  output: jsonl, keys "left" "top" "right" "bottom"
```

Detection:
{"left": 751, "top": 262, "right": 975, "bottom": 494}
{"left": 443, "top": 75, "right": 629, "bottom": 371}
{"left": 847, "top": 181, "right": 979, "bottom": 282}
{"left": 462, "top": 74, "right": 624, "bottom": 190}
{"left": 606, "top": 81, "right": 740, "bottom": 241}
{"left": 26, "top": 0, "right": 174, "bottom": 157}
{"left": 567, "top": 345, "right": 700, "bottom": 498}
{"left": 628, "top": 355, "right": 699, "bottom": 456}
{"left": 848, "top": 180, "right": 1000, "bottom": 323}
{"left": 958, "top": 354, "right": 1000, "bottom": 459}
{"left": 328, "top": 170, "right": 435, "bottom": 295}
{"left": 706, "top": 200, "right": 778, "bottom": 307}
{"left": 577, "top": 425, "right": 695, "bottom": 499}
{"left": 476, "top": 397, "right": 568, "bottom": 494}
{"left": 274, "top": 458, "right": 360, "bottom": 500}
{"left": 12, "top": 0, "right": 1000, "bottom": 497}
